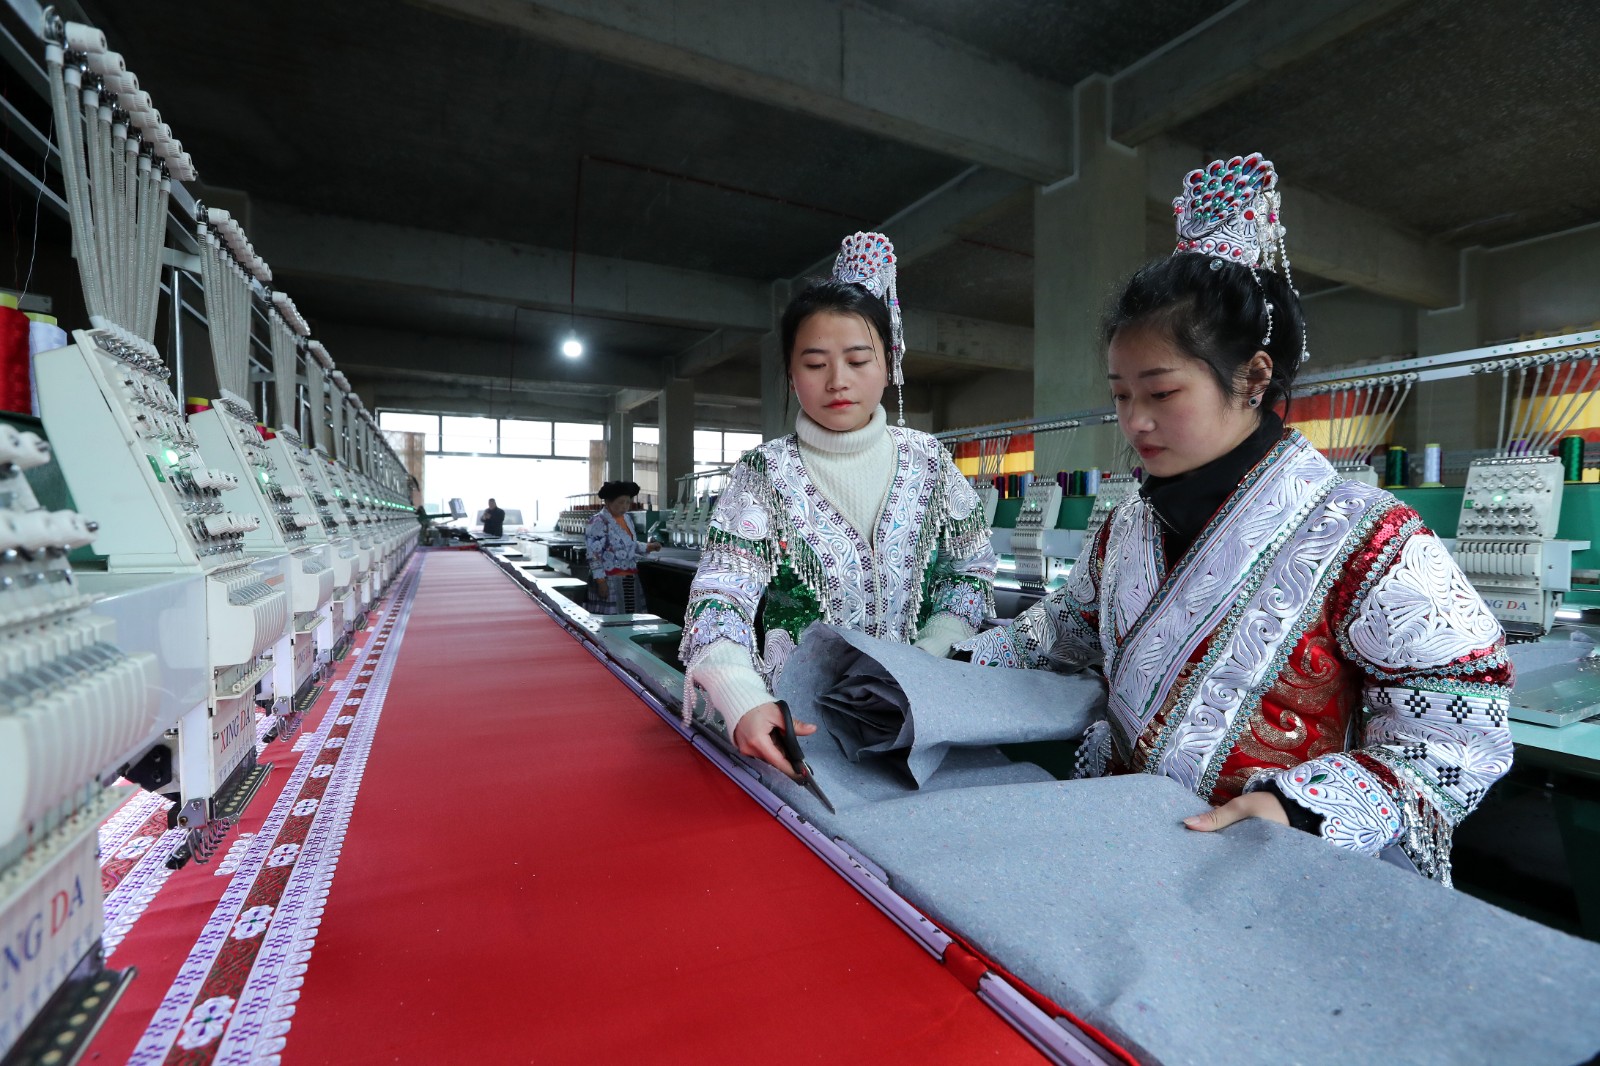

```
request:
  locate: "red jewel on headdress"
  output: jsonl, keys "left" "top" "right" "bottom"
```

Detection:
{"left": 1243, "top": 209, "right": 1255, "bottom": 221}
{"left": 1232, "top": 248, "right": 1243, "bottom": 258}
{"left": 1217, "top": 242, "right": 1229, "bottom": 253}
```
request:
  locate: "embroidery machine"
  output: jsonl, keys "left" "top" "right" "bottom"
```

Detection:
{"left": 2, "top": 15, "right": 416, "bottom": 1056}
{"left": 1455, "top": 350, "right": 1597, "bottom": 639}
{"left": 663, "top": 467, "right": 731, "bottom": 550}
{"left": 1010, "top": 420, "right": 1075, "bottom": 590}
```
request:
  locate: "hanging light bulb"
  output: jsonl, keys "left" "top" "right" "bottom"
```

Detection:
{"left": 561, "top": 332, "right": 584, "bottom": 359}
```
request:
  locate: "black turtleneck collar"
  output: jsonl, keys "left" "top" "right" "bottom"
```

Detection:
{"left": 1139, "top": 411, "right": 1287, "bottom": 565}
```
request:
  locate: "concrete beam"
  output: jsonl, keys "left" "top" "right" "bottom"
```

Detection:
{"left": 348, "top": 377, "right": 614, "bottom": 421}
{"left": 675, "top": 329, "right": 764, "bottom": 378}
{"left": 793, "top": 166, "right": 1034, "bottom": 280}
{"left": 418, "top": 0, "right": 1076, "bottom": 181}
{"left": 1111, "top": 0, "right": 1414, "bottom": 144}
{"left": 1282, "top": 184, "right": 1459, "bottom": 309}
{"left": 1141, "top": 139, "right": 1457, "bottom": 308}
{"left": 316, "top": 320, "right": 670, "bottom": 390}
{"left": 614, "top": 388, "right": 659, "bottom": 412}
{"left": 904, "top": 313, "right": 1033, "bottom": 372}
{"left": 252, "top": 202, "right": 771, "bottom": 332}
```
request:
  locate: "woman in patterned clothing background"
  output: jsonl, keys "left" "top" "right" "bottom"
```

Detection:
{"left": 956, "top": 155, "right": 1511, "bottom": 882}
{"left": 585, "top": 480, "right": 660, "bottom": 614}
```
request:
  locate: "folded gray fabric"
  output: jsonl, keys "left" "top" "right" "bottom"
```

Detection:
{"left": 833, "top": 774, "right": 1600, "bottom": 1066}
{"left": 751, "top": 726, "right": 1056, "bottom": 831}
{"left": 777, "top": 622, "right": 1102, "bottom": 786}
{"left": 816, "top": 652, "right": 905, "bottom": 755}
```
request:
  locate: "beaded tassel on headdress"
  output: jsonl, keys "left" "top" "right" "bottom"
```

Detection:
{"left": 1171, "top": 153, "right": 1310, "bottom": 364}
{"left": 831, "top": 231, "right": 907, "bottom": 425}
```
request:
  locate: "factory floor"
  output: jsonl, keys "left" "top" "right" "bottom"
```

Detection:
{"left": 84, "top": 550, "right": 1044, "bottom": 1065}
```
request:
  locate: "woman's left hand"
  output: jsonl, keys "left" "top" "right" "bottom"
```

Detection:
{"left": 646, "top": 540, "right": 661, "bottom": 552}
{"left": 1183, "top": 791, "right": 1288, "bottom": 832}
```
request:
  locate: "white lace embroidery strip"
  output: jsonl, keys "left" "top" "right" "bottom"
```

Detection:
{"left": 1158, "top": 483, "right": 1369, "bottom": 791}
{"left": 1104, "top": 441, "right": 1335, "bottom": 746}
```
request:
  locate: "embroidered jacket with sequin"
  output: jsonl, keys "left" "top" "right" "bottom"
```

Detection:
{"left": 681, "top": 427, "right": 997, "bottom": 717}
{"left": 956, "top": 430, "right": 1512, "bottom": 884}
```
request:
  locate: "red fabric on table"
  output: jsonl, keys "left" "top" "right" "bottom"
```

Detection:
{"left": 280, "top": 552, "right": 1040, "bottom": 1064}
{"left": 84, "top": 619, "right": 385, "bottom": 1063}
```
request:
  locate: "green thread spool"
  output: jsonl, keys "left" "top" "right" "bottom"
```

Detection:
{"left": 1385, "top": 445, "right": 1408, "bottom": 488}
{"left": 1560, "top": 435, "right": 1585, "bottom": 483}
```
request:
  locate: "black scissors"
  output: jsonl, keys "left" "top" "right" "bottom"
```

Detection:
{"left": 770, "top": 699, "right": 836, "bottom": 814}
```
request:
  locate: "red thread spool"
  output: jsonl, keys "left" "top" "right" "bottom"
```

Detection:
{"left": 0, "top": 297, "right": 31, "bottom": 415}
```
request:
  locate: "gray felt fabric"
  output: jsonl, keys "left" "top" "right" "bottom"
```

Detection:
{"left": 833, "top": 774, "right": 1600, "bottom": 1066}
{"left": 777, "top": 623, "right": 1102, "bottom": 786}
{"left": 736, "top": 624, "right": 1600, "bottom": 1064}
{"left": 748, "top": 724, "right": 1056, "bottom": 833}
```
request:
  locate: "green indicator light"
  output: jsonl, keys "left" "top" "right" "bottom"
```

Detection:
{"left": 164, "top": 448, "right": 180, "bottom": 465}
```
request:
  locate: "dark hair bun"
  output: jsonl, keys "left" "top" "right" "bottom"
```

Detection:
{"left": 1103, "top": 252, "right": 1305, "bottom": 414}
{"left": 597, "top": 480, "right": 641, "bottom": 502}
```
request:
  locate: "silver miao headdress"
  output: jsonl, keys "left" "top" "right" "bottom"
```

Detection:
{"left": 831, "top": 231, "right": 907, "bottom": 425}
{"left": 1172, "top": 152, "right": 1309, "bottom": 363}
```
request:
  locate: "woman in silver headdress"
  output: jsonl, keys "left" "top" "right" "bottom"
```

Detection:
{"left": 681, "top": 232, "right": 998, "bottom": 775}
{"left": 956, "top": 155, "right": 1511, "bottom": 882}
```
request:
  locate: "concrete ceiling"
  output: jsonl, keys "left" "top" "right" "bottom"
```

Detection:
{"left": 864, "top": 0, "right": 1237, "bottom": 85}
{"left": 58, "top": 0, "right": 1600, "bottom": 429}
{"left": 1172, "top": 0, "right": 1600, "bottom": 247}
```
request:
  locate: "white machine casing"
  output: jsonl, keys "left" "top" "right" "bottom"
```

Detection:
{"left": 1455, "top": 456, "right": 1588, "bottom": 636}
{"left": 1011, "top": 482, "right": 1062, "bottom": 588}
{"left": 190, "top": 401, "right": 333, "bottom": 715}
{"left": 0, "top": 422, "right": 159, "bottom": 1054}
{"left": 34, "top": 330, "right": 289, "bottom": 857}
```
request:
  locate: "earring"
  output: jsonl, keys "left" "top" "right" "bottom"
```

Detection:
{"left": 1247, "top": 394, "right": 1262, "bottom": 408}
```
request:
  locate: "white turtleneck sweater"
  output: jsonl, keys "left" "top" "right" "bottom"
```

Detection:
{"left": 692, "top": 405, "right": 977, "bottom": 737}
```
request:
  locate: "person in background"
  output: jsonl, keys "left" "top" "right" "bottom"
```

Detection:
{"left": 955, "top": 154, "right": 1510, "bottom": 882}
{"left": 680, "top": 231, "right": 997, "bottom": 776}
{"left": 481, "top": 497, "right": 505, "bottom": 537}
{"left": 585, "top": 480, "right": 661, "bottom": 613}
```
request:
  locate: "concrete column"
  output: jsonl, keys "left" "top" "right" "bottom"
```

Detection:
{"left": 761, "top": 280, "right": 794, "bottom": 441}
{"left": 658, "top": 377, "right": 695, "bottom": 504}
{"left": 1409, "top": 251, "right": 1488, "bottom": 460}
{"left": 605, "top": 409, "right": 633, "bottom": 482}
{"left": 1034, "top": 77, "right": 1146, "bottom": 475}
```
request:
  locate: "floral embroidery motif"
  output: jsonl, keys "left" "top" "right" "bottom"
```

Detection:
{"left": 267, "top": 843, "right": 301, "bottom": 868}
{"left": 1271, "top": 754, "right": 1401, "bottom": 853}
{"left": 230, "top": 904, "right": 274, "bottom": 940}
{"left": 309, "top": 763, "right": 334, "bottom": 778}
{"left": 116, "top": 835, "right": 156, "bottom": 860}
{"left": 731, "top": 491, "right": 769, "bottom": 541}
{"left": 177, "top": 995, "right": 235, "bottom": 1049}
{"left": 291, "top": 798, "right": 320, "bottom": 817}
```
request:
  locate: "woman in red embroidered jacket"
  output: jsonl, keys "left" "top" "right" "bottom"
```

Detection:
{"left": 956, "top": 155, "right": 1511, "bottom": 882}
